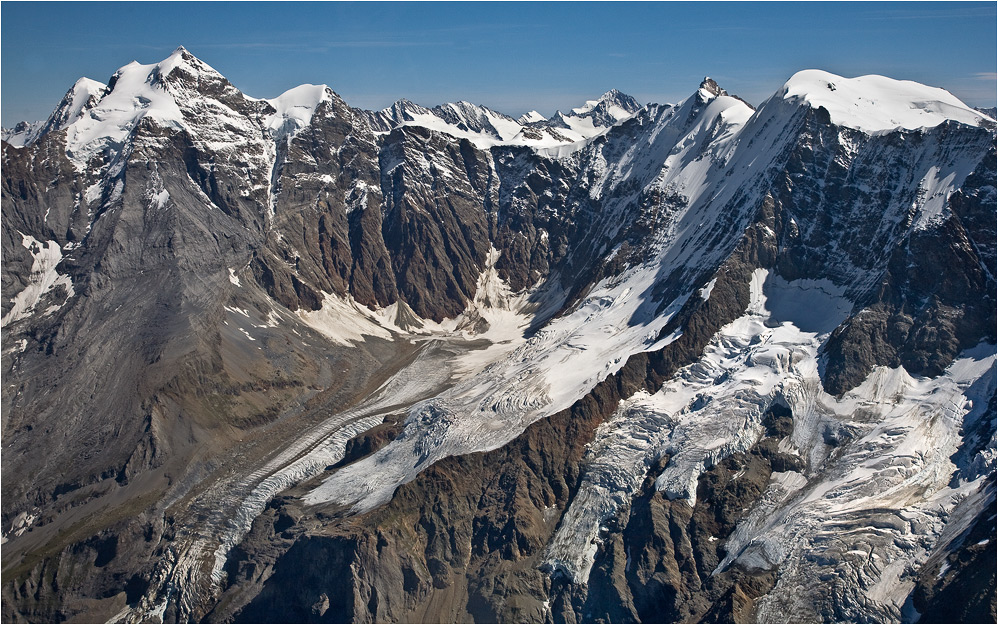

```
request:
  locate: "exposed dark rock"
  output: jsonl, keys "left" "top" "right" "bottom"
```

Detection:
{"left": 910, "top": 484, "right": 997, "bottom": 624}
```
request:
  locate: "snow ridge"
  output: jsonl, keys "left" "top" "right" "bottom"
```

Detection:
{"left": 781, "top": 69, "right": 994, "bottom": 134}
{"left": 6, "top": 48, "right": 991, "bottom": 167}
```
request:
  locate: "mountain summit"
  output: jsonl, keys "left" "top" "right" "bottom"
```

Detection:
{"left": 568, "top": 87, "right": 642, "bottom": 123}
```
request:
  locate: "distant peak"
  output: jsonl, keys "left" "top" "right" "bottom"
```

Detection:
{"left": 565, "top": 89, "right": 641, "bottom": 125}
{"left": 694, "top": 77, "right": 729, "bottom": 107}
{"left": 593, "top": 89, "right": 639, "bottom": 108}
{"left": 73, "top": 77, "right": 107, "bottom": 92}
{"left": 518, "top": 110, "right": 546, "bottom": 124}
{"left": 699, "top": 77, "right": 726, "bottom": 98}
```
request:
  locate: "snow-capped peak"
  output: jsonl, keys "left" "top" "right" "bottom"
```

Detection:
{"left": 111, "top": 46, "right": 223, "bottom": 90}
{"left": 2, "top": 77, "right": 108, "bottom": 148}
{"left": 697, "top": 76, "right": 726, "bottom": 101}
{"left": 265, "top": 84, "right": 332, "bottom": 141}
{"left": 569, "top": 89, "right": 641, "bottom": 120}
{"left": 57, "top": 78, "right": 108, "bottom": 121}
{"left": 58, "top": 52, "right": 190, "bottom": 167}
{"left": 518, "top": 110, "right": 546, "bottom": 124}
{"left": 562, "top": 89, "right": 642, "bottom": 131}
{"left": 1, "top": 122, "right": 43, "bottom": 147}
{"left": 780, "top": 69, "right": 994, "bottom": 134}
{"left": 382, "top": 98, "right": 433, "bottom": 122}
{"left": 431, "top": 101, "right": 521, "bottom": 141}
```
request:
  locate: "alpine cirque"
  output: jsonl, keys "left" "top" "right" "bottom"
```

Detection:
{"left": 2, "top": 47, "right": 995, "bottom": 624}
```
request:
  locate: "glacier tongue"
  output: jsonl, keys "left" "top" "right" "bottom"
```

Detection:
{"left": 302, "top": 258, "right": 687, "bottom": 512}
{"left": 742, "top": 343, "right": 995, "bottom": 622}
{"left": 3, "top": 48, "right": 995, "bottom": 624}
{"left": 543, "top": 269, "right": 853, "bottom": 582}
{"left": 541, "top": 266, "right": 995, "bottom": 621}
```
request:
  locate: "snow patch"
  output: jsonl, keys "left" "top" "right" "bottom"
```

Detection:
{"left": 699, "top": 278, "right": 717, "bottom": 301}
{"left": 2, "top": 234, "right": 75, "bottom": 326}
{"left": 295, "top": 293, "right": 395, "bottom": 345}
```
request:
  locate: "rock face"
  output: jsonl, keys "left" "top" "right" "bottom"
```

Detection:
{"left": 1, "top": 49, "right": 995, "bottom": 624}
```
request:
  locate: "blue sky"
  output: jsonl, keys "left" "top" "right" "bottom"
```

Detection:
{"left": 2, "top": 1, "right": 996, "bottom": 125}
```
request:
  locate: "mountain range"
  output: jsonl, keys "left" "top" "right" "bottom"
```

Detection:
{"left": 1, "top": 46, "right": 995, "bottom": 624}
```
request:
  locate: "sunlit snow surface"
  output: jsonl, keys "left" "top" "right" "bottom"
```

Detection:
{"left": 62, "top": 52, "right": 186, "bottom": 169}
{"left": 782, "top": 70, "right": 994, "bottom": 134}
{"left": 264, "top": 83, "right": 331, "bottom": 141}
{"left": 2, "top": 78, "right": 107, "bottom": 147}
{"left": 1, "top": 234, "right": 75, "bottom": 326}
{"left": 302, "top": 73, "right": 994, "bottom": 523}
{"left": 543, "top": 269, "right": 852, "bottom": 581}
{"left": 748, "top": 344, "right": 994, "bottom": 621}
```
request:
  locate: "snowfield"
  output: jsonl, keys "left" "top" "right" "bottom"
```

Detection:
{"left": 782, "top": 69, "right": 995, "bottom": 134}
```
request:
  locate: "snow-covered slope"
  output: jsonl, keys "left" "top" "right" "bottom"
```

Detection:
{"left": 2, "top": 78, "right": 108, "bottom": 148}
{"left": 264, "top": 83, "right": 333, "bottom": 141}
{"left": 61, "top": 50, "right": 187, "bottom": 168}
{"left": 518, "top": 110, "right": 546, "bottom": 124}
{"left": 781, "top": 69, "right": 994, "bottom": 133}
{"left": 303, "top": 82, "right": 762, "bottom": 512}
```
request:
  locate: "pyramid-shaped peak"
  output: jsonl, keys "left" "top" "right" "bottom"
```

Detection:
{"left": 73, "top": 77, "right": 108, "bottom": 93}
{"left": 568, "top": 89, "right": 640, "bottom": 117}
{"left": 518, "top": 110, "right": 546, "bottom": 124}
{"left": 156, "top": 46, "right": 225, "bottom": 79}
{"left": 387, "top": 98, "right": 419, "bottom": 110}
{"left": 600, "top": 88, "right": 629, "bottom": 101}
{"left": 593, "top": 89, "right": 641, "bottom": 110}
{"left": 698, "top": 77, "right": 727, "bottom": 98}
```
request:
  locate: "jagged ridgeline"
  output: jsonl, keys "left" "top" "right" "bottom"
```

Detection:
{"left": 2, "top": 47, "right": 995, "bottom": 624}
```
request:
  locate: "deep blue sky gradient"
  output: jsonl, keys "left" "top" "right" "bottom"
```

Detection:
{"left": 2, "top": 1, "right": 996, "bottom": 126}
